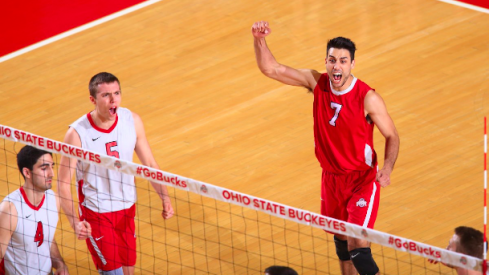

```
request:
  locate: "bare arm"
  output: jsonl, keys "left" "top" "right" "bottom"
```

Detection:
{"left": 0, "top": 201, "right": 16, "bottom": 260}
{"left": 133, "top": 112, "right": 174, "bottom": 219}
{"left": 50, "top": 238, "right": 69, "bottom": 275}
{"left": 364, "top": 90, "right": 400, "bottom": 187}
{"left": 57, "top": 128, "right": 91, "bottom": 239}
{"left": 252, "top": 21, "right": 321, "bottom": 90}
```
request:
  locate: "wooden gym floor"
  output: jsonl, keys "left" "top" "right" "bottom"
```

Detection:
{"left": 0, "top": 0, "right": 488, "bottom": 273}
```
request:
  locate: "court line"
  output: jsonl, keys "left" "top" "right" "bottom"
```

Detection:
{"left": 437, "top": 0, "right": 489, "bottom": 13}
{"left": 0, "top": 0, "right": 161, "bottom": 64}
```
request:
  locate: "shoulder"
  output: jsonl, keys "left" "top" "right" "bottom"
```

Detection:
{"left": 364, "top": 90, "right": 387, "bottom": 114}
{"left": 0, "top": 200, "right": 17, "bottom": 217}
{"left": 64, "top": 127, "right": 82, "bottom": 146}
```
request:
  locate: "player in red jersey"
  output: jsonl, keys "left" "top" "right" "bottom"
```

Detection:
{"left": 252, "top": 21, "right": 399, "bottom": 275}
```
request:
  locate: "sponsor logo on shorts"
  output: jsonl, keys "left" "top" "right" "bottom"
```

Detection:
{"left": 356, "top": 198, "right": 367, "bottom": 207}
{"left": 95, "top": 236, "right": 104, "bottom": 241}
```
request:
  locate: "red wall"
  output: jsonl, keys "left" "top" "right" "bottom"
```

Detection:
{"left": 0, "top": 0, "right": 145, "bottom": 57}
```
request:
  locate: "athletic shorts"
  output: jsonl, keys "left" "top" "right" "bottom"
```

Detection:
{"left": 80, "top": 204, "right": 137, "bottom": 271}
{"left": 321, "top": 168, "right": 380, "bottom": 232}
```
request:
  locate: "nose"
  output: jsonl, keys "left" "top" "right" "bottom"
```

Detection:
{"left": 47, "top": 166, "right": 54, "bottom": 178}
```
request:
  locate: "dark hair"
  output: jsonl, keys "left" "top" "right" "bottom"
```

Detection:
{"left": 454, "top": 226, "right": 484, "bottom": 258}
{"left": 327, "top": 37, "right": 357, "bottom": 61}
{"left": 88, "top": 72, "right": 121, "bottom": 98}
{"left": 17, "top": 145, "right": 52, "bottom": 179}
{"left": 265, "top": 266, "right": 298, "bottom": 275}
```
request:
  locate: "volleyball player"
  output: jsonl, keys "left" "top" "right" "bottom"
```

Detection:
{"left": 252, "top": 21, "right": 400, "bottom": 275}
{"left": 430, "top": 226, "right": 484, "bottom": 275}
{"left": 0, "top": 145, "right": 69, "bottom": 275}
{"left": 57, "top": 72, "right": 174, "bottom": 275}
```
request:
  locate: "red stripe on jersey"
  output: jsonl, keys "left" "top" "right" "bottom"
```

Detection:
{"left": 87, "top": 112, "right": 118, "bottom": 133}
{"left": 313, "top": 74, "right": 377, "bottom": 174}
{"left": 19, "top": 186, "right": 45, "bottom": 211}
{"left": 0, "top": 258, "right": 5, "bottom": 275}
{"left": 78, "top": 179, "right": 86, "bottom": 219}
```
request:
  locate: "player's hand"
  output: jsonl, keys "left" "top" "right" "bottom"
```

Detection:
{"left": 376, "top": 167, "right": 392, "bottom": 187}
{"left": 54, "top": 265, "right": 70, "bottom": 275}
{"left": 427, "top": 258, "right": 453, "bottom": 268}
{"left": 251, "top": 21, "right": 271, "bottom": 38}
{"left": 75, "top": 220, "right": 92, "bottom": 240}
{"left": 162, "top": 197, "right": 174, "bottom": 219}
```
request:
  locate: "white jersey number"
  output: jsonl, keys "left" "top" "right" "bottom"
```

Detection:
{"left": 329, "top": 102, "right": 343, "bottom": 126}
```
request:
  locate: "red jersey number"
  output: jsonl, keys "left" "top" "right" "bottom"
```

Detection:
{"left": 106, "top": 141, "right": 120, "bottom": 158}
{"left": 34, "top": 221, "right": 44, "bottom": 247}
{"left": 329, "top": 102, "right": 343, "bottom": 126}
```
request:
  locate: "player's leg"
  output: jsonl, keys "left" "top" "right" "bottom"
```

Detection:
{"left": 81, "top": 206, "right": 124, "bottom": 273}
{"left": 335, "top": 234, "right": 356, "bottom": 275}
{"left": 346, "top": 169, "right": 381, "bottom": 275}
{"left": 321, "top": 170, "right": 356, "bottom": 275}
{"left": 114, "top": 204, "right": 137, "bottom": 275}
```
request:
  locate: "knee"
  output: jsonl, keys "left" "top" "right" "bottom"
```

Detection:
{"left": 334, "top": 235, "right": 351, "bottom": 261}
{"left": 349, "top": 247, "right": 379, "bottom": 275}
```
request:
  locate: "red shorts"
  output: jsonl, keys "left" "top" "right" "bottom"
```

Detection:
{"left": 80, "top": 204, "right": 137, "bottom": 271}
{"left": 321, "top": 168, "right": 380, "bottom": 232}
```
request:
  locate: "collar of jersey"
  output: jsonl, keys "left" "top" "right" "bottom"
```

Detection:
{"left": 329, "top": 75, "right": 357, "bottom": 96}
{"left": 20, "top": 186, "right": 45, "bottom": 211}
{"left": 87, "top": 112, "right": 118, "bottom": 133}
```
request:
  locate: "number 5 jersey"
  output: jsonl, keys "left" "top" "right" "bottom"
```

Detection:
{"left": 70, "top": 107, "right": 137, "bottom": 214}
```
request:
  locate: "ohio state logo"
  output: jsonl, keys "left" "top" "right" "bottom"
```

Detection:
{"left": 114, "top": 161, "right": 122, "bottom": 169}
{"left": 361, "top": 229, "right": 368, "bottom": 237}
{"left": 200, "top": 185, "right": 208, "bottom": 194}
{"left": 460, "top": 256, "right": 467, "bottom": 265}
{"left": 356, "top": 198, "right": 367, "bottom": 207}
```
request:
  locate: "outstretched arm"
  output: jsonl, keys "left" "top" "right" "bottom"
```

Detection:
{"left": 252, "top": 21, "right": 321, "bottom": 90}
{"left": 133, "top": 112, "right": 174, "bottom": 219}
{"left": 57, "top": 128, "right": 92, "bottom": 240}
{"left": 50, "top": 238, "right": 69, "bottom": 275}
{"left": 0, "top": 201, "right": 16, "bottom": 260}
{"left": 364, "top": 90, "right": 400, "bottom": 187}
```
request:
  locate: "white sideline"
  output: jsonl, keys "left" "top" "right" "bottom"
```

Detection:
{"left": 437, "top": 0, "right": 489, "bottom": 13}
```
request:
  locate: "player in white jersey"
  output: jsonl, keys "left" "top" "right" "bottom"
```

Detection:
{"left": 0, "top": 145, "right": 69, "bottom": 275}
{"left": 58, "top": 72, "right": 174, "bottom": 275}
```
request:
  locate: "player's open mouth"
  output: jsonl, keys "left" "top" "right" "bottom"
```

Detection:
{"left": 333, "top": 73, "right": 342, "bottom": 83}
{"left": 109, "top": 107, "right": 117, "bottom": 115}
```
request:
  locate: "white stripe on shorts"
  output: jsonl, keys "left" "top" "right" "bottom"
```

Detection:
{"left": 362, "top": 181, "right": 377, "bottom": 227}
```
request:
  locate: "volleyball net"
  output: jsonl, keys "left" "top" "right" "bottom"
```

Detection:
{"left": 0, "top": 124, "right": 484, "bottom": 274}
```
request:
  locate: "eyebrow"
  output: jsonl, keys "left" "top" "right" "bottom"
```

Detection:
{"left": 328, "top": 55, "right": 349, "bottom": 60}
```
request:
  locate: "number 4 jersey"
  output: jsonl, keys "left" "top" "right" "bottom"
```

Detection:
{"left": 313, "top": 74, "right": 377, "bottom": 174}
{"left": 70, "top": 107, "right": 137, "bottom": 213}
{"left": 1, "top": 188, "right": 58, "bottom": 275}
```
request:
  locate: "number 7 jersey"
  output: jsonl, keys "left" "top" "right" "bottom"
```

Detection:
{"left": 313, "top": 73, "right": 377, "bottom": 174}
{"left": 70, "top": 107, "right": 137, "bottom": 213}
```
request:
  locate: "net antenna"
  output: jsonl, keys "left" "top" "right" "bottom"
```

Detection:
{"left": 484, "top": 117, "right": 488, "bottom": 274}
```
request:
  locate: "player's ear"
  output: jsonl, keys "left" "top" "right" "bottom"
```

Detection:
{"left": 89, "top": 95, "right": 96, "bottom": 105}
{"left": 351, "top": 59, "right": 355, "bottom": 69}
{"left": 22, "top": 167, "right": 31, "bottom": 179}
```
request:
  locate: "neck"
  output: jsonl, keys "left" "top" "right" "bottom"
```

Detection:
{"left": 22, "top": 184, "right": 45, "bottom": 207}
{"left": 91, "top": 110, "right": 116, "bottom": 130}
